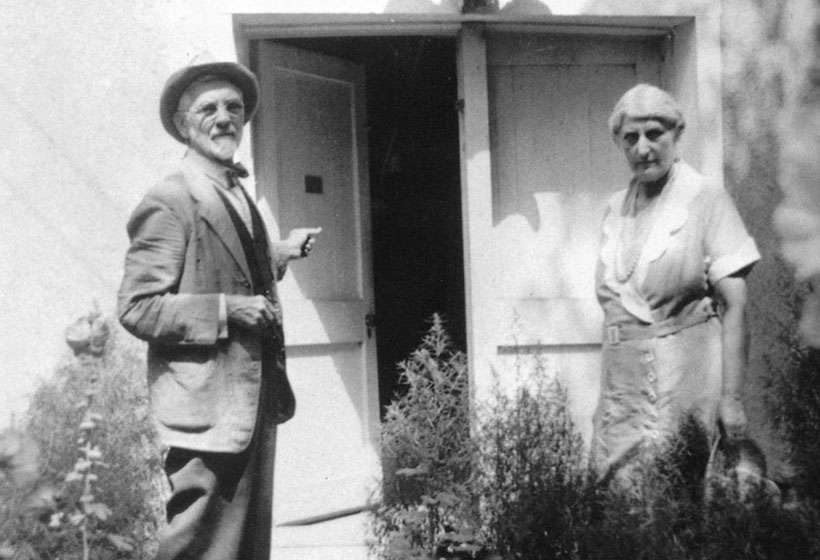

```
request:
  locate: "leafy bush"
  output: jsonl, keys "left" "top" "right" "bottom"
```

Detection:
{"left": 768, "top": 341, "right": 820, "bottom": 505}
{"left": 478, "top": 403, "right": 820, "bottom": 560}
{"left": 473, "top": 363, "right": 588, "bottom": 560}
{"left": 371, "top": 315, "right": 820, "bottom": 560}
{"left": 0, "top": 310, "right": 164, "bottom": 559}
{"left": 371, "top": 314, "right": 478, "bottom": 560}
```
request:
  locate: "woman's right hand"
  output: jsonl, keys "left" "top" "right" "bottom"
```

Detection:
{"left": 719, "top": 394, "right": 748, "bottom": 440}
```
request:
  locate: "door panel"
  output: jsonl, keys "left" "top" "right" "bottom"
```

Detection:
{"left": 489, "top": 63, "right": 636, "bottom": 302}
{"left": 461, "top": 30, "right": 664, "bottom": 441}
{"left": 270, "top": 67, "right": 361, "bottom": 301}
{"left": 254, "top": 42, "right": 380, "bottom": 538}
{"left": 487, "top": 33, "right": 662, "bottom": 312}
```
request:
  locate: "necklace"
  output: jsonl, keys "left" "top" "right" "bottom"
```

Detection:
{"left": 614, "top": 189, "right": 657, "bottom": 283}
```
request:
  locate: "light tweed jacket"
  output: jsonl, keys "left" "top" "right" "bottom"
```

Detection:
{"left": 118, "top": 151, "right": 294, "bottom": 453}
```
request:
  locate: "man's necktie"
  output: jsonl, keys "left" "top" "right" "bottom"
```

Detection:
{"left": 225, "top": 161, "right": 249, "bottom": 179}
{"left": 225, "top": 163, "right": 252, "bottom": 233}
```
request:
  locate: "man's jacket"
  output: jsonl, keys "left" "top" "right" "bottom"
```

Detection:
{"left": 118, "top": 151, "right": 294, "bottom": 453}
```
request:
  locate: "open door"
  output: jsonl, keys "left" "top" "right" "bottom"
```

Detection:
{"left": 253, "top": 42, "right": 380, "bottom": 553}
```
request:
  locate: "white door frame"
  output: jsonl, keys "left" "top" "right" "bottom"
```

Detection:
{"left": 232, "top": 7, "right": 720, "bottom": 413}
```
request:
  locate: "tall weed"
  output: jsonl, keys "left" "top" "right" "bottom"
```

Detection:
{"left": 372, "top": 314, "right": 477, "bottom": 560}
{"left": 0, "top": 312, "right": 163, "bottom": 559}
{"left": 474, "top": 366, "right": 587, "bottom": 560}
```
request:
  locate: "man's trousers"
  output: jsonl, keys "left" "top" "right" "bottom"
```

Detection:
{"left": 154, "top": 416, "right": 277, "bottom": 559}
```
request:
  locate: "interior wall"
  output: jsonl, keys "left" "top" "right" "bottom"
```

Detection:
{"left": 366, "top": 38, "right": 465, "bottom": 413}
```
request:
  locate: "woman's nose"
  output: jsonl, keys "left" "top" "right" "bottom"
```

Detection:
{"left": 636, "top": 134, "right": 652, "bottom": 155}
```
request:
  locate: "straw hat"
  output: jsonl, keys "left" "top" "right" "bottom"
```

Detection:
{"left": 159, "top": 54, "right": 259, "bottom": 143}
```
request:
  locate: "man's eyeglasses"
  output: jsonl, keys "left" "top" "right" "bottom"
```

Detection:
{"left": 181, "top": 101, "right": 245, "bottom": 120}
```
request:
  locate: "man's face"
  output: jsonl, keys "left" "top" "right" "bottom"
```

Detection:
{"left": 174, "top": 79, "right": 245, "bottom": 163}
{"left": 617, "top": 117, "right": 680, "bottom": 184}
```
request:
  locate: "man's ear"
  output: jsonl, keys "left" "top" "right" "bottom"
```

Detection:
{"left": 173, "top": 112, "right": 189, "bottom": 141}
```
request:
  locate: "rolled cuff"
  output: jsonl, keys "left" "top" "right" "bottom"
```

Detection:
{"left": 218, "top": 293, "right": 228, "bottom": 339}
{"left": 708, "top": 237, "right": 761, "bottom": 284}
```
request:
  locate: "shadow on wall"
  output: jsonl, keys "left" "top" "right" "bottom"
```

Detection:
{"left": 720, "top": 0, "right": 816, "bottom": 480}
{"left": 383, "top": 0, "right": 552, "bottom": 13}
{"left": 384, "top": 0, "right": 459, "bottom": 12}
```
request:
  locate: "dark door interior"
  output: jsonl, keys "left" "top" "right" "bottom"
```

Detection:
{"left": 276, "top": 36, "right": 465, "bottom": 415}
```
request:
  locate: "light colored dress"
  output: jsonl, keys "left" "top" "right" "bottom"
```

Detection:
{"left": 592, "top": 160, "right": 760, "bottom": 480}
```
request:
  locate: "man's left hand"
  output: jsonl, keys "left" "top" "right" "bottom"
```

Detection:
{"left": 287, "top": 227, "right": 322, "bottom": 259}
{"left": 286, "top": 227, "right": 322, "bottom": 259}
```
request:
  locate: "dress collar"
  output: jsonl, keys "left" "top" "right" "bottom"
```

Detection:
{"left": 600, "top": 160, "right": 702, "bottom": 323}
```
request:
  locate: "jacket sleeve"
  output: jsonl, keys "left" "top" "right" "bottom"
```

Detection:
{"left": 117, "top": 194, "right": 221, "bottom": 345}
{"left": 269, "top": 240, "right": 292, "bottom": 281}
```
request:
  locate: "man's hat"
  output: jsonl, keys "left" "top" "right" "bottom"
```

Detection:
{"left": 160, "top": 55, "right": 260, "bottom": 144}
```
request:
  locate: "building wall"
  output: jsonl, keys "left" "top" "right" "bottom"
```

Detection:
{"left": 1, "top": 0, "right": 815, "bottom": 477}
{"left": 1, "top": 0, "right": 176, "bottom": 425}
{"left": 0, "top": 0, "right": 459, "bottom": 426}
{"left": 720, "top": 0, "right": 817, "bottom": 479}
{"left": 457, "top": 0, "right": 724, "bottom": 451}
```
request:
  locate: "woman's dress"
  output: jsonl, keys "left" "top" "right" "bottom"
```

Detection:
{"left": 592, "top": 160, "right": 760, "bottom": 480}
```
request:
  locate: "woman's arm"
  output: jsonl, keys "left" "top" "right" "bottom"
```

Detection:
{"left": 715, "top": 273, "right": 750, "bottom": 439}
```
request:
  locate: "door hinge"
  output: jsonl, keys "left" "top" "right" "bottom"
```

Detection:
{"left": 365, "top": 313, "right": 377, "bottom": 339}
{"left": 455, "top": 98, "right": 465, "bottom": 113}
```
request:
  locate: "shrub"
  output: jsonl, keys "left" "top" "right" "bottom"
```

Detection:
{"left": 371, "top": 314, "right": 478, "bottom": 560}
{"left": 371, "top": 314, "right": 820, "bottom": 560}
{"left": 473, "top": 362, "right": 588, "bottom": 560}
{"left": 0, "top": 310, "right": 164, "bottom": 559}
{"left": 768, "top": 340, "right": 820, "bottom": 505}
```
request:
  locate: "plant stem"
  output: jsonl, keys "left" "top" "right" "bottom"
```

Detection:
{"left": 82, "top": 520, "right": 89, "bottom": 560}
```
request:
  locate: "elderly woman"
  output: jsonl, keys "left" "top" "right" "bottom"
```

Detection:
{"left": 592, "top": 84, "right": 760, "bottom": 484}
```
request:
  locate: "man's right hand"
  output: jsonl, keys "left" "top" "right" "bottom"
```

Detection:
{"left": 225, "top": 295, "right": 280, "bottom": 333}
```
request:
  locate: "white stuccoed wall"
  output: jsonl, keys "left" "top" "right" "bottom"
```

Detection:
{"left": 0, "top": 0, "right": 474, "bottom": 429}
{"left": 0, "top": 0, "right": 777, "bottom": 473}
{"left": 0, "top": 0, "right": 512, "bottom": 428}
{"left": 3, "top": 2, "right": 810, "bottom": 558}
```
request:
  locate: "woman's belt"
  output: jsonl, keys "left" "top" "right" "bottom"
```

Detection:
{"left": 604, "top": 303, "right": 716, "bottom": 344}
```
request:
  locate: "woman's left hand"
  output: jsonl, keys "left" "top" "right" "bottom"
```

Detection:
{"left": 715, "top": 275, "right": 750, "bottom": 441}
{"left": 719, "top": 394, "right": 748, "bottom": 440}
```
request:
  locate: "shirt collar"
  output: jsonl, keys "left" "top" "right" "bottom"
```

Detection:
{"left": 181, "top": 148, "right": 235, "bottom": 190}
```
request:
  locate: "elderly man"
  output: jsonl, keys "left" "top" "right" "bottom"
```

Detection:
{"left": 118, "top": 59, "right": 319, "bottom": 559}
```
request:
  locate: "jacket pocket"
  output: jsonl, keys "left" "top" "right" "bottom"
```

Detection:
{"left": 148, "top": 346, "right": 219, "bottom": 432}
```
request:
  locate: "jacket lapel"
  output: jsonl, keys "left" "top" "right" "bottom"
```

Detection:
{"left": 185, "top": 165, "right": 253, "bottom": 285}
{"left": 599, "top": 163, "right": 698, "bottom": 325}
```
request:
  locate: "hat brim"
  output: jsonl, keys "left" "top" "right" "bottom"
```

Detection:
{"left": 160, "top": 61, "right": 259, "bottom": 144}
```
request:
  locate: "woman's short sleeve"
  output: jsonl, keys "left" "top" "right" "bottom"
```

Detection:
{"left": 703, "top": 187, "right": 760, "bottom": 284}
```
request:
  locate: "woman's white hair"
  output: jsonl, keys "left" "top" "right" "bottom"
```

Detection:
{"left": 608, "top": 83, "right": 685, "bottom": 139}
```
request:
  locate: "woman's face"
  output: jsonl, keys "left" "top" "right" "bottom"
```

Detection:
{"left": 617, "top": 117, "right": 680, "bottom": 184}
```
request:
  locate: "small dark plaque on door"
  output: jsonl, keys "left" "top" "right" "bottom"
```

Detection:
{"left": 305, "top": 175, "right": 323, "bottom": 194}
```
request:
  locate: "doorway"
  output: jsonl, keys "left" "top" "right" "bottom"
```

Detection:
{"left": 275, "top": 36, "right": 466, "bottom": 415}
